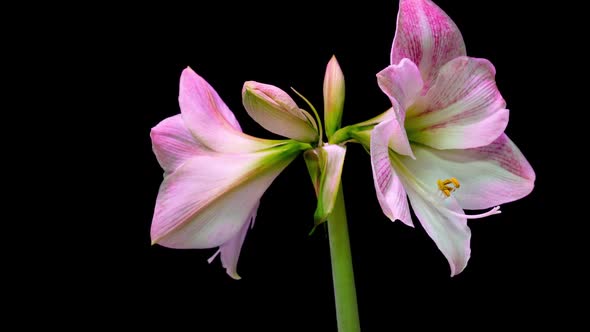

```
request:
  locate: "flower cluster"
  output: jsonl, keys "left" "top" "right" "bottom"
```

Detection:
{"left": 150, "top": 0, "right": 534, "bottom": 279}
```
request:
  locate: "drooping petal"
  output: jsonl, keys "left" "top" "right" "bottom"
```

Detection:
{"left": 378, "top": 59, "right": 424, "bottom": 112}
{"left": 370, "top": 121, "right": 413, "bottom": 227}
{"left": 391, "top": 0, "right": 466, "bottom": 84}
{"left": 323, "top": 56, "right": 346, "bottom": 139}
{"left": 151, "top": 115, "right": 207, "bottom": 174}
{"left": 405, "top": 57, "right": 508, "bottom": 149}
{"left": 179, "top": 67, "right": 274, "bottom": 153}
{"left": 208, "top": 201, "right": 260, "bottom": 280}
{"left": 151, "top": 146, "right": 297, "bottom": 248}
{"left": 242, "top": 81, "right": 318, "bottom": 142}
{"left": 399, "top": 134, "right": 535, "bottom": 210}
{"left": 305, "top": 144, "right": 347, "bottom": 225}
{"left": 405, "top": 187, "right": 470, "bottom": 276}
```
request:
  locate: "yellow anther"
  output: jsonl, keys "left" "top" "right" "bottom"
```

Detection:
{"left": 437, "top": 177, "right": 461, "bottom": 197}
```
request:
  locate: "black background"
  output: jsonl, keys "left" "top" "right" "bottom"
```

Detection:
{"left": 95, "top": 0, "right": 573, "bottom": 330}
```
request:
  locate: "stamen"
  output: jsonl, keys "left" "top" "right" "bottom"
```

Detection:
{"left": 445, "top": 205, "right": 502, "bottom": 219}
{"left": 207, "top": 249, "right": 221, "bottom": 264}
{"left": 435, "top": 177, "right": 500, "bottom": 218}
{"left": 438, "top": 177, "right": 461, "bottom": 197}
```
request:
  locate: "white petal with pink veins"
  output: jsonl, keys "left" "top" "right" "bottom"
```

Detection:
{"left": 406, "top": 57, "right": 508, "bottom": 150}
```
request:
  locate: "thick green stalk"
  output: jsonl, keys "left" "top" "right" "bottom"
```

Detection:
{"left": 328, "top": 185, "right": 360, "bottom": 331}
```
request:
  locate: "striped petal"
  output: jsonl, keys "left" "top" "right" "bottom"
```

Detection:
{"left": 405, "top": 187, "right": 471, "bottom": 276}
{"left": 399, "top": 134, "right": 535, "bottom": 210}
{"left": 391, "top": 0, "right": 466, "bottom": 84}
{"left": 151, "top": 114, "right": 207, "bottom": 175}
{"left": 377, "top": 59, "right": 423, "bottom": 158}
{"left": 370, "top": 120, "right": 412, "bottom": 227}
{"left": 151, "top": 145, "right": 298, "bottom": 249}
{"left": 405, "top": 57, "right": 508, "bottom": 150}
{"left": 179, "top": 67, "right": 275, "bottom": 153}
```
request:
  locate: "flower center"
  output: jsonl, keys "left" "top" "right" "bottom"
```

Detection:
{"left": 389, "top": 150, "right": 501, "bottom": 220}
{"left": 437, "top": 178, "right": 460, "bottom": 197}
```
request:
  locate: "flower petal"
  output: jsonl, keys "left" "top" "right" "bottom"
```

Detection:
{"left": 405, "top": 187, "right": 470, "bottom": 276}
{"left": 323, "top": 56, "right": 346, "bottom": 139}
{"left": 151, "top": 148, "right": 296, "bottom": 248}
{"left": 308, "top": 144, "right": 347, "bottom": 225}
{"left": 179, "top": 67, "right": 274, "bottom": 153}
{"left": 242, "top": 81, "right": 318, "bottom": 142}
{"left": 208, "top": 201, "right": 260, "bottom": 280}
{"left": 405, "top": 57, "right": 508, "bottom": 149}
{"left": 399, "top": 134, "right": 535, "bottom": 210}
{"left": 391, "top": 0, "right": 466, "bottom": 84}
{"left": 377, "top": 59, "right": 423, "bottom": 158}
{"left": 151, "top": 115, "right": 208, "bottom": 174}
{"left": 378, "top": 59, "right": 424, "bottom": 113}
{"left": 370, "top": 121, "right": 413, "bottom": 227}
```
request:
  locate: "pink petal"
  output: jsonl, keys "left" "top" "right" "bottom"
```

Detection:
{"left": 242, "top": 81, "right": 318, "bottom": 142}
{"left": 311, "top": 144, "right": 347, "bottom": 224}
{"left": 151, "top": 115, "right": 208, "bottom": 174}
{"left": 391, "top": 0, "right": 466, "bottom": 84}
{"left": 377, "top": 59, "right": 424, "bottom": 114}
{"left": 405, "top": 187, "right": 470, "bottom": 276}
{"left": 323, "top": 56, "right": 346, "bottom": 138}
{"left": 405, "top": 57, "right": 508, "bottom": 149}
{"left": 151, "top": 151, "right": 292, "bottom": 248}
{"left": 377, "top": 59, "right": 423, "bottom": 158}
{"left": 179, "top": 67, "right": 272, "bottom": 153}
{"left": 209, "top": 201, "right": 260, "bottom": 280}
{"left": 401, "top": 134, "right": 535, "bottom": 210}
{"left": 370, "top": 120, "right": 413, "bottom": 227}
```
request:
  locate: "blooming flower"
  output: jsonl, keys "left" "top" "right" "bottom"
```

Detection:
{"left": 365, "top": 0, "right": 535, "bottom": 275}
{"left": 150, "top": 67, "right": 315, "bottom": 279}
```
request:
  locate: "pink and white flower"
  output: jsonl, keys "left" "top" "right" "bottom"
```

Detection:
{"left": 150, "top": 68, "right": 315, "bottom": 279}
{"left": 369, "top": 0, "right": 535, "bottom": 275}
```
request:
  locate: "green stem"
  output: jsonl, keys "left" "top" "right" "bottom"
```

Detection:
{"left": 328, "top": 184, "right": 360, "bottom": 332}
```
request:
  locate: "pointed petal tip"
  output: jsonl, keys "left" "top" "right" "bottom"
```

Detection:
{"left": 313, "top": 212, "right": 329, "bottom": 227}
{"left": 398, "top": 218, "right": 415, "bottom": 228}
{"left": 449, "top": 246, "right": 471, "bottom": 277}
{"left": 382, "top": 208, "right": 414, "bottom": 228}
{"left": 449, "top": 256, "right": 470, "bottom": 278}
{"left": 242, "top": 80, "right": 255, "bottom": 92}
{"left": 228, "top": 271, "right": 242, "bottom": 280}
{"left": 180, "top": 66, "right": 196, "bottom": 78}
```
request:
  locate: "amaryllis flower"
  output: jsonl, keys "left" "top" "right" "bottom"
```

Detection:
{"left": 367, "top": 0, "right": 535, "bottom": 275}
{"left": 150, "top": 68, "right": 316, "bottom": 279}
